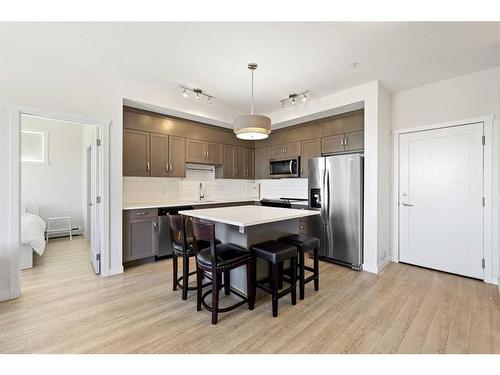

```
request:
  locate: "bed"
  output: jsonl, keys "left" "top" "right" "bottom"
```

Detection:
{"left": 21, "top": 205, "right": 46, "bottom": 269}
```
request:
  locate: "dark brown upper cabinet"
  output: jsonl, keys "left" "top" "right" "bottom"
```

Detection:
{"left": 300, "top": 138, "right": 321, "bottom": 178}
{"left": 123, "top": 129, "right": 150, "bottom": 177}
{"left": 271, "top": 142, "right": 301, "bottom": 159}
{"left": 124, "top": 130, "right": 185, "bottom": 178}
{"left": 186, "top": 139, "right": 222, "bottom": 165}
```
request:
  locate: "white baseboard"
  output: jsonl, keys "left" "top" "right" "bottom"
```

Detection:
{"left": 377, "top": 258, "right": 392, "bottom": 272}
{"left": 484, "top": 275, "right": 499, "bottom": 285}
{"left": 0, "top": 291, "right": 10, "bottom": 302}
{"left": 107, "top": 266, "right": 124, "bottom": 277}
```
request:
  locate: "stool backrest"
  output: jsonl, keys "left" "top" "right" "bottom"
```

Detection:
{"left": 167, "top": 214, "right": 188, "bottom": 250}
{"left": 191, "top": 220, "right": 217, "bottom": 267}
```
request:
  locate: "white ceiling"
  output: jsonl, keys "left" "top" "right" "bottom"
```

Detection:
{"left": 2, "top": 22, "right": 500, "bottom": 115}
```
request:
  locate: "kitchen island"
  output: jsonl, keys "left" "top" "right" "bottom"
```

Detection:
{"left": 179, "top": 205, "right": 320, "bottom": 294}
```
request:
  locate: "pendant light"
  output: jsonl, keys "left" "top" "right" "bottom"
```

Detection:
{"left": 234, "top": 63, "right": 271, "bottom": 140}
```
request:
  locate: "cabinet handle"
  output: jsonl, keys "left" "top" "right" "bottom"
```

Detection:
{"left": 146, "top": 161, "right": 150, "bottom": 172}
{"left": 136, "top": 212, "right": 149, "bottom": 216}
{"left": 153, "top": 220, "right": 158, "bottom": 232}
{"left": 165, "top": 164, "right": 169, "bottom": 174}
{"left": 340, "top": 138, "right": 344, "bottom": 146}
{"left": 344, "top": 136, "right": 348, "bottom": 146}
{"left": 169, "top": 163, "right": 173, "bottom": 174}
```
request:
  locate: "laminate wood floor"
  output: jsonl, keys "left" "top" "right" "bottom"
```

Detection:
{"left": 1, "top": 236, "right": 499, "bottom": 354}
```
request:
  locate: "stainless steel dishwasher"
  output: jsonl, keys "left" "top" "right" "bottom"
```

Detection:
{"left": 157, "top": 206, "right": 193, "bottom": 258}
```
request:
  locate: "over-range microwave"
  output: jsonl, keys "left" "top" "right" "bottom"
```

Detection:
{"left": 269, "top": 156, "right": 300, "bottom": 178}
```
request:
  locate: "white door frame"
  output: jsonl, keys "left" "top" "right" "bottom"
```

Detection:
{"left": 391, "top": 116, "right": 496, "bottom": 284}
{"left": 7, "top": 105, "right": 111, "bottom": 300}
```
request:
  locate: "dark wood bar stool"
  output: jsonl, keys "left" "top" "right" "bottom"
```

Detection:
{"left": 168, "top": 214, "right": 199, "bottom": 300}
{"left": 250, "top": 240, "right": 297, "bottom": 317}
{"left": 167, "top": 214, "right": 219, "bottom": 300}
{"left": 279, "top": 234, "right": 320, "bottom": 300}
{"left": 191, "top": 220, "right": 255, "bottom": 325}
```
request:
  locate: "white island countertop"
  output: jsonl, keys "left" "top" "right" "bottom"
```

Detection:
{"left": 179, "top": 205, "right": 319, "bottom": 228}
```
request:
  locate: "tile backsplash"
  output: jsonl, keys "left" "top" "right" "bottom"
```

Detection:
{"left": 123, "top": 176, "right": 308, "bottom": 205}
{"left": 256, "top": 178, "right": 308, "bottom": 200}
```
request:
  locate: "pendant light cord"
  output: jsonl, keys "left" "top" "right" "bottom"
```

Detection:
{"left": 251, "top": 68, "right": 254, "bottom": 115}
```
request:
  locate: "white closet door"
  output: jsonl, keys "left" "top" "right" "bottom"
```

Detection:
{"left": 399, "top": 122, "right": 484, "bottom": 279}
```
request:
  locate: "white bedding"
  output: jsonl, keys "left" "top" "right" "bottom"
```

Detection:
{"left": 21, "top": 212, "right": 46, "bottom": 256}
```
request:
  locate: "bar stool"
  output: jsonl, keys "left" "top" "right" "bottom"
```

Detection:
{"left": 168, "top": 214, "right": 220, "bottom": 300}
{"left": 250, "top": 240, "right": 297, "bottom": 317}
{"left": 191, "top": 220, "right": 254, "bottom": 325}
{"left": 279, "top": 234, "right": 320, "bottom": 300}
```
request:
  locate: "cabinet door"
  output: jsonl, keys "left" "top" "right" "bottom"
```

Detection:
{"left": 186, "top": 139, "right": 206, "bottom": 163}
{"left": 344, "top": 131, "right": 364, "bottom": 152}
{"left": 322, "top": 134, "right": 345, "bottom": 154}
{"left": 206, "top": 142, "right": 222, "bottom": 165}
{"left": 254, "top": 147, "right": 271, "bottom": 179}
{"left": 168, "top": 136, "right": 186, "bottom": 177}
{"left": 299, "top": 217, "right": 309, "bottom": 235}
{"left": 300, "top": 138, "right": 321, "bottom": 178}
{"left": 223, "top": 145, "right": 235, "bottom": 178}
{"left": 245, "top": 148, "right": 255, "bottom": 179}
{"left": 271, "top": 144, "right": 286, "bottom": 159}
{"left": 123, "top": 217, "right": 158, "bottom": 262}
{"left": 235, "top": 147, "right": 245, "bottom": 178}
{"left": 150, "top": 133, "right": 169, "bottom": 177}
{"left": 284, "top": 142, "right": 301, "bottom": 157}
{"left": 123, "top": 129, "right": 150, "bottom": 177}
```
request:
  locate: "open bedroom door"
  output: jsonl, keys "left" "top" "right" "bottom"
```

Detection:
{"left": 89, "top": 127, "right": 101, "bottom": 274}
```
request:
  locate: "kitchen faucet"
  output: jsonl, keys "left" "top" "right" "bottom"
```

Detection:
{"left": 199, "top": 182, "right": 205, "bottom": 201}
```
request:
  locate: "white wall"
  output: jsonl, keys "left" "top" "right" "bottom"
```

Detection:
{"left": 0, "top": 42, "right": 243, "bottom": 299}
{"left": 392, "top": 66, "right": 500, "bottom": 283}
{"left": 21, "top": 116, "right": 85, "bottom": 229}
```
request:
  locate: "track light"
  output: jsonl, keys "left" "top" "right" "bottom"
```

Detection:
{"left": 280, "top": 91, "right": 309, "bottom": 109}
{"left": 179, "top": 86, "right": 214, "bottom": 104}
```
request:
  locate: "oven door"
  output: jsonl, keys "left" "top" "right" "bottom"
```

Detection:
{"left": 270, "top": 158, "right": 299, "bottom": 178}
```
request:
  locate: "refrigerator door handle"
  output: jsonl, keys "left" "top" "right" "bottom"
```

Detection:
{"left": 326, "top": 170, "right": 331, "bottom": 217}
{"left": 322, "top": 167, "right": 327, "bottom": 224}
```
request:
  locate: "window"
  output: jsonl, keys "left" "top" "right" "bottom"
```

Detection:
{"left": 21, "top": 130, "right": 49, "bottom": 165}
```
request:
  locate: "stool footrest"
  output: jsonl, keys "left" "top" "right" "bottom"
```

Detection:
{"left": 201, "top": 287, "right": 248, "bottom": 313}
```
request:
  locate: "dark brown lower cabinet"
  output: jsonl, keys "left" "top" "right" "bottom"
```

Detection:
{"left": 123, "top": 209, "right": 158, "bottom": 263}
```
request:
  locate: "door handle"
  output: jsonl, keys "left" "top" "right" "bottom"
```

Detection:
{"left": 402, "top": 202, "right": 414, "bottom": 207}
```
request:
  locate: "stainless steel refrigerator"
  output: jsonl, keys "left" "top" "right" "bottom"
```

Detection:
{"left": 308, "top": 154, "right": 364, "bottom": 270}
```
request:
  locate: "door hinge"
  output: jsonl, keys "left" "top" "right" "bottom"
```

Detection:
{"left": 482, "top": 197, "right": 485, "bottom": 207}
{"left": 96, "top": 138, "right": 102, "bottom": 146}
{"left": 482, "top": 135, "right": 485, "bottom": 146}
{"left": 482, "top": 258, "right": 485, "bottom": 269}
{"left": 96, "top": 196, "right": 101, "bottom": 204}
